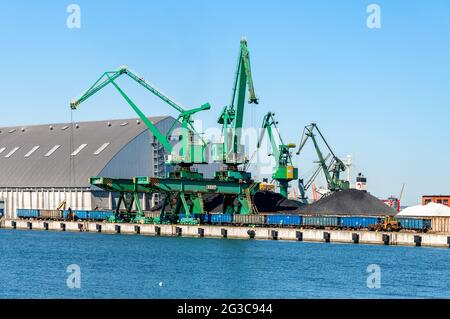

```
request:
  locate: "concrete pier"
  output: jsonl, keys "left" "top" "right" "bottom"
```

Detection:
{"left": 1, "top": 218, "right": 450, "bottom": 248}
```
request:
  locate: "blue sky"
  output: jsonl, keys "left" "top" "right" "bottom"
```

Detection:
{"left": 0, "top": 0, "right": 449, "bottom": 205}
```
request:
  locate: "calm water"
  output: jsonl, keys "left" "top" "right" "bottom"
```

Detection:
{"left": 0, "top": 229, "right": 449, "bottom": 299}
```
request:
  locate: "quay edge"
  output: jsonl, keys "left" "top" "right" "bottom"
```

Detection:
{"left": 1, "top": 218, "right": 450, "bottom": 248}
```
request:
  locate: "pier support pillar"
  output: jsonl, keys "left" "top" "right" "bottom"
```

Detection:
{"left": 414, "top": 235, "right": 422, "bottom": 247}
{"left": 323, "top": 232, "right": 330, "bottom": 243}
{"left": 271, "top": 230, "right": 278, "bottom": 240}
{"left": 352, "top": 233, "right": 359, "bottom": 244}
{"left": 382, "top": 234, "right": 390, "bottom": 245}
{"left": 221, "top": 228, "right": 227, "bottom": 238}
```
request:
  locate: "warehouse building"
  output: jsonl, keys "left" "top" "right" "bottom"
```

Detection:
{"left": 0, "top": 116, "right": 218, "bottom": 218}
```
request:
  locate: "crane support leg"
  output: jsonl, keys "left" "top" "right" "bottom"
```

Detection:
{"left": 132, "top": 191, "right": 145, "bottom": 223}
{"left": 179, "top": 192, "right": 191, "bottom": 218}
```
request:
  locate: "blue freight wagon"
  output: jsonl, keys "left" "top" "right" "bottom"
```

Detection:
{"left": 266, "top": 214, "right": 302, "bottom": 226}
{"left": 63, "top": 210, "right": 85, "bottom": 220}
{"left": 17, "top": 209, "right": 40, "bottom": 218}
{"left": 302, "top": 216, "right": 340, "bottom": 228}
{"left": 71, "top": 210, "right": 89, "bottom": 220}
{"left": 209, "top": 213, "right": 233, "bottom": 224}
{"left": 89, "top": 211, "right": 115, "bottom": 221}
{"left": 395, "top": 217, "right": 431, "bottom": 232}
{"left": 340, "top": 216, "right": 381, "bottom": 229}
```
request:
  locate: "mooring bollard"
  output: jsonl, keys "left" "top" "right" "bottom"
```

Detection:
{"left": 12, "top": 221, "right": 17, "bottom": 229}
{"left": 382, "top": 234, "right": 390, "bottom": 245}
{"left": 176, "top": 227, "right": 182, "bottom": 236}
{"left": 247, "top": 229, "right": 256, "bottom": 239}
{"left": 352, "top": 233, "right": 359, "bottom": 244}
{"left": 43, "top": 222, "right": 49, "bottom": 231}
{"left": 414, "top": 235, "right": 422, "bottom": 247}
{"left": 115, "top": 225, "right": 121, "bottom": 234}
{"left": 27, "top": 222, "right": 32, "bottom": 230}
{"left": 96, "top": 224, "right": 102, "bottom": 233}
{"left": 447, "top": 236, "right": 450, "bottom": 248}
{"left": 221, "top": 228, "right": 228, "bottom": 238}
{"left": 198, "top": 228, "right": 204, "bottom": 237}
{"left": 155, "top": 226, "right": 161, "bottom": 236}
{"left": 296, "top": 231, "right": 303, "bottom": 241}
{"left": 323, "top": 232, "right": 330, "bottom": 243}
{"left": 134, "top": 225, "right": 140, "bottom": 234}
{"left": 60, "top": 223, "right": 66, "bottom": 231}
{"left": 271, "top": 230, "right": 278, "bottom": 240}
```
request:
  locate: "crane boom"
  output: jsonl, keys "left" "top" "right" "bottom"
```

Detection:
{"left": 71, "top": 67, "right": 186, "bottom": 113}
{"left": 70, "top": 66, "right": 211, "bottom": 165}
{"left": 214, "top": 37, "right": 258, "bottom": 167}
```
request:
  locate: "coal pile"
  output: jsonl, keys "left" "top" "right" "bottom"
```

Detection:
{"left": 299, "top": 189, "right": 397, "bottom": 216}
{"left": 253, "top": 191, "right": 304, "bottom": 213}
{"left": 151, "top": 191, "right": 305, "bottom": 213}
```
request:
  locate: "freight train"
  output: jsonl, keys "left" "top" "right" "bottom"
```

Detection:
{"left": 16, "top": 209, "right": 432, "bottom": 232}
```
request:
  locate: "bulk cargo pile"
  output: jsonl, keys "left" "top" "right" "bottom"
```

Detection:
{"left": 397, "top": 202, "right": 450, "bottom": 217}
{"left": 152, "top": 191, "right": 305, "bottom": 214}
{"left": 299, "top": 189, "right": 398, "bottom": 216}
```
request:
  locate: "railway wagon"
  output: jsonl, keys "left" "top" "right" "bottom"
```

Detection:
{"left": 61, "top": 210, "right": 88, "bottom": 220}
{"left": 17, "top": 209, "right": 40, "bottom": 218}
{"left": 233, "top": 214, "right": 266, "bottom": 226}
{"left": 209, "top": 213, "right": 233, "bottom": 224}
{"left": 431, "top": 217, "right": 450, "bottom": 233}
{"left": 340, "top": 216, "right": 381, "bottom": 229}
{"left": 39, "top": 210, "right": 63, "bottom": 220}
{"left": 144, "top": 212, "right": 161, "bottom": 219}
{"left": 266, "top": 214, "right": 302, "bottom": 227}
{"left": 395, "top": 217, "right": 431, "bottom": 232}
{"left": 73, "top": 210, "right": 89, "bottom": 220}
{"left": 177, "top": 213, "right": 207, "bottom": 224}
{"left": 302, "top": 216, "right": 340, "bottom": 228}
{"left": 89, "top": 211, "right": 115, "bottom": 221}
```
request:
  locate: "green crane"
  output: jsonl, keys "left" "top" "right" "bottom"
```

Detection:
{"left": 296, "top": 123, "right": 349, "bottom": 192}
{"left": 257, "top": 112, "right": 298, "bottom": 197}
{"left": 212, "top": 37, "right": 258, "bottom": 181}
{"left": 70, "top": 66, "right": 210, "bottom": 172}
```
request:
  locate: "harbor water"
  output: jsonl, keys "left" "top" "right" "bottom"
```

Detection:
{"left": 0, "top": 229, "right": 449, "bottom": 298}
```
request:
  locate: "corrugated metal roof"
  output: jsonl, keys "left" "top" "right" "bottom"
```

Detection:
{"left": 0, "top": 116, "right": 169, "bottom": 188}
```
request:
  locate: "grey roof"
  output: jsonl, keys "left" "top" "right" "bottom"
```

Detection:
{"left": 0, "top": 116, "right": 170, "bottom": 188}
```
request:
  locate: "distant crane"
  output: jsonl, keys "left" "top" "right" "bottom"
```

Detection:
{"left": 256, "top": 112, "right": 298, "bottom": 198}
{"left": 296, "top": 123, "right": 350, "bottom": 192}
